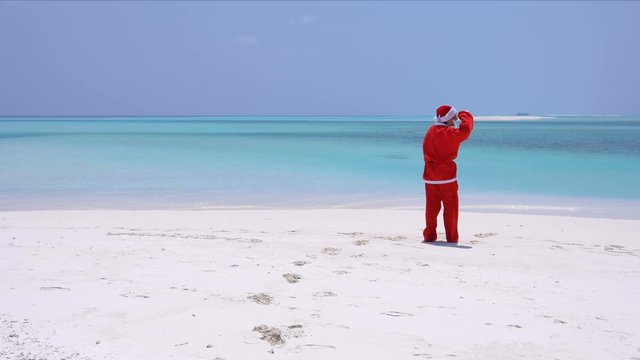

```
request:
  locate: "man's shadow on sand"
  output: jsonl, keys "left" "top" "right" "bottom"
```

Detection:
{"left": 422, "top": 241, "right": 472, "bottom": 249}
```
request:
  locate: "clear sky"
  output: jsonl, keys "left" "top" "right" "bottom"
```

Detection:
{"left": 1, "top": 1, "right": 639, "bottom": 116}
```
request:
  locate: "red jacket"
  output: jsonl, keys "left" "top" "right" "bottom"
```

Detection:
{"left": 422, "top": 111, "right": 474, "bottom": 184}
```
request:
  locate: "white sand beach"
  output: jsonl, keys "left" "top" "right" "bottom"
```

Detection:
{"left": 1, "top": 209, "right": 639, "bottom": 359}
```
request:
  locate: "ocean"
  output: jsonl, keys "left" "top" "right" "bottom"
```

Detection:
{"left": 1, "top": 116, "right": 639, "bottom": 218}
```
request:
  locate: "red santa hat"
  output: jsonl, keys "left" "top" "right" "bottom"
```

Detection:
{"left": 435, "top": 105, "right": 458, "bottom": 123}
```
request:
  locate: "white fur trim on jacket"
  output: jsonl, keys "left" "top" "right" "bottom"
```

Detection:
{"left": 424, "top": 177, "right": 458, "bottom": 185}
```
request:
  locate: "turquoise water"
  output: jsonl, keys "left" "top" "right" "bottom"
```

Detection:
{"left": 1, "top": 116, "right": 639, "bottom": 216}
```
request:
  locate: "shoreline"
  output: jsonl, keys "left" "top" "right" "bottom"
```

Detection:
{"left": 1, "top": 209, "right": 638, "bottom": 359}
{"left": 1, "top": 192, "right": 639, "bottom": 220}
{"left": 1, "top": 206, "right": 637, "bottom": 221}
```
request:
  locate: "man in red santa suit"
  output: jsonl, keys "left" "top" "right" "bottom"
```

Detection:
{"left": 422, "top": 105, "right": 474, "bottom": 243}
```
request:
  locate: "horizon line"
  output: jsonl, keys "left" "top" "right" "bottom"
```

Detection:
{"left": 0, "top": 114, "right": 630, "bottom": 118}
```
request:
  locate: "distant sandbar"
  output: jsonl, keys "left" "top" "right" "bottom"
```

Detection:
{"left": 474, "top": 115, "right": 555, "bottom": 121}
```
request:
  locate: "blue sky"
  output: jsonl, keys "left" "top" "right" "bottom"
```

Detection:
{"left": 1, "top": 1, "right": 639, "bottom": 116}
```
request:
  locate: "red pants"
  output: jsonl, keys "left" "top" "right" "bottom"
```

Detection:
{"left": 423, "top": 182, "right": 459, "bottom": 242}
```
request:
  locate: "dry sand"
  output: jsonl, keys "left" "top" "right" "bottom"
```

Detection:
{"left": 1, "top": 209, "right": 639, "bottom": 359}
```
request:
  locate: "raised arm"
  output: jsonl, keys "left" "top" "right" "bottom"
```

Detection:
{"left": 452, "top": 110, "right": 474, "bottom": 142}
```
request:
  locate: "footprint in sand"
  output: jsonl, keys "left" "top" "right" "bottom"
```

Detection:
{"left": 247, "top": 293, "right": 273, "bottom": 305}
{"left": 374, "top": 235, "right": 407, "bottom": 242}
{"left": 322, "top": 247, "right": 341, "bottom": 255}
{"left": 286, "top": 325, "right": 304, "bottom": 338}
{"left": 332, "top": 270, "right": 350, "bottom": 275}
{"left": 283, "top": 273, "right": 302, "bottom": 283}
{"left": 474, "top": 232, "right": 498, "bottom": 238}
{"left": 120, "top": 293, "right": 150, "bottom": 299}
{"left": 253, "top": 325, "right": 285, "bottom": 346}
{"left": 381, "top": 311, "right": 414, "bottom": 317}
{"left": 297, "top": 344, "right": 336, "bottom": 350}
{"left": 252, "top": 324, "right": 304, "bottom": 346}
{"left": 337, "top": 232, "right": 363, "bottom": 237}
{"left": 604, "top": 244, "right": 637, "bottom": 256}
{"left": 39, "top": 286, "right": 70, "bottom": 291}
{"left": 168, "top": 286, "right": 197, "bottom": 292}
{"left": 313, "top": 291, "right": 337, "bottom": 298}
